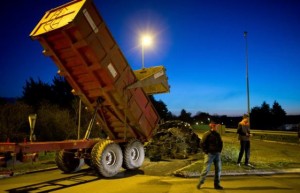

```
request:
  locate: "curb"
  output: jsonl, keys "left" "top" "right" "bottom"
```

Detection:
{"left": 173, "top": 168, "right": 300, "bottom": 178}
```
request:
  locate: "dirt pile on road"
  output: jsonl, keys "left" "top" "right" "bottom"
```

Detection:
{"left": 145, "top": 121, "right": 201, "bottom": 161}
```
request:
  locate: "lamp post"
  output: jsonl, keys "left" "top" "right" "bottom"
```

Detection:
{"left": 244, "top": 31, "right": 251, "bottom": 121}
{"left": 141, "top": 35, "right": 152, "bottom": 69}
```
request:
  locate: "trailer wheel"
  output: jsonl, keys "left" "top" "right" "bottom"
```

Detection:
{"left": 55, "top": 150, "right": 82, "bottom": 173}
{"left": 122, "top": 139, "right": 145, "bottom": 170}
{"left": 91, "top": 140, "right": 123, "bottom": 177}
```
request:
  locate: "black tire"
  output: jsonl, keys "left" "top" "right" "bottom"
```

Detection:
{"left": 122, "top": 139, "right": 145, "bottom": 170}
{"left": 91, "top": 140, "right": 123, "bottom": 177}
{"left": 84, "top": 149, "right": 92, "bottom": 167}
{"left": 55, "top": 150, "right": 82, "bottom": 173}
{"left": 84, "top": 158, "right": 92, "bottom": 167}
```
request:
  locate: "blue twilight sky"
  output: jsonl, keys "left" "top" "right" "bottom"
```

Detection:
{"left": 0, "top": 0, "right": 299, "bottom": 116}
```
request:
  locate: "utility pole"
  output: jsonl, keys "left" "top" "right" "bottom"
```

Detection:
{"left": 141, "top": 35, "right": 152, "bottom": 69}
{"left": 142, "top": 43, "right": 145, "bottom": 69}
{"left": 244, "top": 31, "right": 251, "bottom": 126}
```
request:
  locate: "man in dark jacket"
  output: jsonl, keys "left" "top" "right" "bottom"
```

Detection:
{"left": 197, "top": 121, "right": 223, "bottom": 190}
{"left": 237, "top": 114, "right": 253, "bottom": 167}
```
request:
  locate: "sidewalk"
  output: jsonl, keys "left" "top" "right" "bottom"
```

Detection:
{"left": 172, "top": 159, "right": 300, "bottom": 178}
{"left": 174, "top": 168, "right": 300, "bottom": 178}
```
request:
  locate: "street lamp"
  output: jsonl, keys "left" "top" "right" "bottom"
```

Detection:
{"left": 141, "top": 35, "right": 153, "bottom": 69}
{"left": 244, "top": 31, "right": 251, "bottom": 124}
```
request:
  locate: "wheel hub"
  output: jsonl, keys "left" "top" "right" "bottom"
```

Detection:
{"left": 130, "top": 147, "right": 140, "bottom": 161}
{"left": 105, "top": 151, "right": 116, "bottom": 165}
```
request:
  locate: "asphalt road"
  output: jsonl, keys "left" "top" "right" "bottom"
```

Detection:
{"left": 0, "top": 168, "right": 299, "bottom": 193}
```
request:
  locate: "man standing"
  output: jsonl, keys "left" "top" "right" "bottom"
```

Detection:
{"left": 197, "top": 121, "right": 223, "bottom": 190}
{"left": 237, "top": 114, "right": 253, "bottom": 167}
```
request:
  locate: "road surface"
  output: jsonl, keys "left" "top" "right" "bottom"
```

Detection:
{"left": 0, "top": 168, "right": 299, "bottom": 193}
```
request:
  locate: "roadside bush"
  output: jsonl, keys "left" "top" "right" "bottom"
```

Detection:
{"left": 35, "top": 103, "right": 77, "bottom": 141}
{"left": 0, "top": 102, "right": 33, "bottom": 142}
{"left": 221, "top": 145, "right": 239, "bottom": 163}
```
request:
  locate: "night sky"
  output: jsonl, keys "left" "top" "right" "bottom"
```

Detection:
{"left": 1, "top": 0, "right": 299, "bottom": 116}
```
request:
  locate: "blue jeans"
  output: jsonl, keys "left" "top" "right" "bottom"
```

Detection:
{"left": 198, "top": 153, "right": 222, "bottom": 186}
{"left": 237, "top": 140, "right": 250, "bottom": 165}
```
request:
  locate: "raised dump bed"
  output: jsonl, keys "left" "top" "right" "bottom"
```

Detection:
{"left": 30, "top": 0, "right": 161, "bottom": 142}
{"left": 0, "top": 0, "right": 169, "bottom": 178}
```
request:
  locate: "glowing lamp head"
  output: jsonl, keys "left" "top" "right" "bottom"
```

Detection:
{"left": 141, "top": 35, "right": 153, "bottom": 47}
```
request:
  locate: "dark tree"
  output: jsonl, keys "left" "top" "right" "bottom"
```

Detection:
{"left": 193, "top": 112, "right": 210, "bottom": 124}
{"left": 250, "top": 101, "right": 287, "bottom": 130}
{"left": 51, "top": 75, "right": 75, "bottom": 109}
{"left": 20, "top": 76, "right": 75, "bottom": 110}
{"left": 0, "top": 97, "right": 7, "bottom": 105}
{"left": 260, "top": 101, "right": 272, "bottom": 129}
{"left": 271, "top": 101, "right": 286, "bottom": 129}
{"left": 20, "top": 77, "right": 53, "bottom": 109}
{"left": 250, "top": 106, "right": 261, "bottom": 129}
{"left": 250, "top": 102, "right": 271, "bottom": 130}
{"left": 211, "top": 115, "right": 228, "bottom": 125}
{"left": 149, "top": 95, "right": 174, "bottom": 121}
{"left": 178, "top": 109, "right": 192, "bottom": 123}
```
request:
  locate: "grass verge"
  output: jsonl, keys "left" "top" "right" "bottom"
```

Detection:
{"left": 176, "top": 132, "right": 300, "bottom": 175}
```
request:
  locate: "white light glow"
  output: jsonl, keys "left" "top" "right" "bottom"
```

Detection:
{"left": 141, "top": 35, "right": 153, "bottom": 47}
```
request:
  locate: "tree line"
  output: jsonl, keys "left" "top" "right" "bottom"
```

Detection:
{"left": 0, "top": 76, "right": 298, "bottom": 142}
{"left": 152, "top": 97, "right": 290, "bottom": 131}
{"left": 0, "top": 76, "right": 105, "bottom": 142}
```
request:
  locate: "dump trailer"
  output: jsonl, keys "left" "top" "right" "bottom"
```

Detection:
{"left": 0, "top": 0, "right": 169, "bottom": 177}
